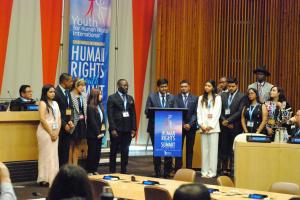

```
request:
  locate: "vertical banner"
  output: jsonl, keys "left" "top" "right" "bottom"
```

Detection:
{"left": 154, "top": 110, "right": 183, "bottom": 157}
{"left": 68, "top": 0, "right": 111, "bottom": 107}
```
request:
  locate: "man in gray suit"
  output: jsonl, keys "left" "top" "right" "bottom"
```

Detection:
{"left": 145, "top": 78, "right": 177, "bottom": 178}
{"left": 248, "top": 66, "right": 273, "bottom": 103}
{"left": 220, "top": 78, "right": 246, "bottom": 175}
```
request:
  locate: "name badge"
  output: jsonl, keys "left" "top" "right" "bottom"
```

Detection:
{"left": 79, "top": 115, "right": 85, "bottom": 120}
{"left": 66, "top": 108, "right": 72, "bottom": 116}
{"left": 52, "top": 122, "right": 58, "bottom": 130}
{"left": 247, "top": 121, "right": 254, "bottom": 127}
{"left": 122, "top": 111, "right": 130, "bottom": 118}
{"left": 207, "top": 114, "right": 213, "bottom": 119}
{"left": 225, "top": 109, "right": 231, "bottom": 115}
{"left": 100, "top": 124, "right": 106, "bottom": 131}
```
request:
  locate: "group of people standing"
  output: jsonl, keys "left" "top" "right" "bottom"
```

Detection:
{"left": 33, "top": 65, "right": 298, "bottom": 186}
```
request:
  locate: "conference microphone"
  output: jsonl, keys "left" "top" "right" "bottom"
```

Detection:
{"left": 6, "top": 90, "right": 13, "bottom": 111}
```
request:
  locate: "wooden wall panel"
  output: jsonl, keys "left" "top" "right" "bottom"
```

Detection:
{"left": 155, "top": 0, "right": 300, "bottom": 111}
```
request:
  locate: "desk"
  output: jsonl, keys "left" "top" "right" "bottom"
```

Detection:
{"left": 0, "top": 111, "right": 39, "bottom": 162}
{"left": 235, "top": 142, "right": 300, "bottom": 191}
{"left": 89, "top": 173, "right": 297, "bottom": 200}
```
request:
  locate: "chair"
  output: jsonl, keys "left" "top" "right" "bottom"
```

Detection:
{"left": 90, "top": 179, "right": 112, "bottom": 200}
{"left": 173, "top": 168, "right": 196, "bottom": 182}
{"left": 144, "top": 186, "right": 172, "bottom": 200}
{"left": 217, "top": 176, "right": 235, "bottom": 187}
{"left": 269, "top": 182, "right": 300, "bottom": 195}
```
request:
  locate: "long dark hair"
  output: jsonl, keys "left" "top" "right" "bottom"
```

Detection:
{"left": 48, "top": 165, "right": 93, "bottom": 200}
{"left": 247, "top": 88, "right": 260, "bottom": 105}
{"left": 87, "top": 88, "right": 104, "bottom": 113}
{"left": 201, "top": 80, "right": 217, "bottom": 107}
{"left": 269, "top": 85, "right": 287, "bottom": 102}
{"left": 40, "top": 84, "right": 55, "bottom": 114}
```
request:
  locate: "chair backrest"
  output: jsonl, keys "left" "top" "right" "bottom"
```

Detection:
{"left": 269, "top": 182, "right": 300, "bottom": 195}
{"left": 233, "top": 133, "right": 265, "bottom": 150}
{"left": 217, "top": 176, "right": 235, "bottom": 187}
{"left": 173, "top": 169, "right": 196, "bottom": 182}
{"left": 144, "top": 186, "right": 172, "bottom": 200}
{"left": 90, "top": 179, "right": 111, "bottom": 200}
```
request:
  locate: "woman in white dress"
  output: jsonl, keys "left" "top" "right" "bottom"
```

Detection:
{"left": 37, "top": 84, "right": 61, "bottom": 187}
{"left": 197, "top": 80, "right": 222, "bottom": 178}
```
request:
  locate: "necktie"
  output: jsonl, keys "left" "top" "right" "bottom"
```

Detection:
{"left": 162, "top": 95, "right": 166, "bottom": 108}
{"left": 228, "top": 94, "right": 233, "bottom": 107}
{"left": 183, "top": 94, "right": 188, "bottom": 108}
{"left": 258, "top": 83, "right": 264, "bottom": 102}
{"left": 122, "top": 94, "right": 127, "bottom": 110}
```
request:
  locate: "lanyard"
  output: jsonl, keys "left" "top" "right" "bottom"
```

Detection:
{"left": 97, "top": 105, "right": 103, "bottom": 122}
{"left": 248, "top": 104, "right": 257, "bottom": 121}
{"left": 66, "top": 91, "right": 70, "bottom": 106}
{"left": 79, "top": 96, "right": 83, "bottom": 109}
{"left": 227, "top": 91, "right": 237, "bottom": 108}
{"left": 50, "top": 102, "right": 57, "bottom": 120}
{"left": 207, "top": 99, "right": 212, "bottom": 111}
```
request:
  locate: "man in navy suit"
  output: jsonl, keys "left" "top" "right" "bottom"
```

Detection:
{"left": 174, "top": 80, "right": 198, "bottom": 171}
{"left": 145, "top": 78, "right": 177, "bottom": 178}
{"left": 107, "top": 79, "right": 137, "bottom": 174}
{"left": 219, "top": 78, "right": 246, "bottom": 175}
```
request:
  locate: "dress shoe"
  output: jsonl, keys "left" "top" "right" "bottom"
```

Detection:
{"left": 39, "top": 181, "right": 49, "bottom": 187}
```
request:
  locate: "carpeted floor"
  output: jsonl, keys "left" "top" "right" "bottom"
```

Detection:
{"left": 13, "top": 156, "right": 217, "bottom": 199}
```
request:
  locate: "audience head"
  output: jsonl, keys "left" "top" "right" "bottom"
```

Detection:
{"left": 117, "top": 79, "right": 129, "bottom": 94}
{"left": 173, "top": 183, "right": 210, "bottom": 200}
{"left": 87, "top": 88, "right": 102, "bottom": 109}
{"left": 48, "top": 165, "right": 93, "bottom": 200}
{"left": 40, "top": 84, "right": 55, "bottom": 102}
{"left": 19, "top": 85, "right": 32, "bottom": 100}
{"left": 204, "top": 80, "right": 217, "bottom": 94}
{"left": 59, "top": 73, "right": 73, "bottom": 90}
{"left": 218, "top": 77, "right": 228, "bottom": 91}
{"left": 72, "top": 78, "right": 86, "bottom": 94}
{"left": 253, "top": 66, "right": 270, "bottom": 83}
{"left": 247, "top": 88, "right": 260, "bottom": 104}
{"left": 180, "top": 80, "right": 190, "bottom": 94}
{"left": 269, "top": 86, "right": 286, "bottom": 102}
{"left": 227, "top": 78, "right": 238, "bottom": 94}
{"left": 157, "top": 78, "right": 169, "bottom": 94}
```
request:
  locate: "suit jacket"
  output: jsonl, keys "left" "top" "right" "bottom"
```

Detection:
{"left": 220, "top": 90, "right": 247, "bottom": 133}
{"left": 174, "top": 93, "right": 198, "bottom": 130}
{"left": 86, "top": 104, "right": 105, "bottom": 139}
{"left": 290, "top": 125, "right": 300, "bottom": 137}
{"left": 248, "top": 82, "right": 273, "bottom": 103}
{"left": 54, "top": 86, "right": 73, "bottom": 131}
{"left": 197, "top": 95, "right": 222, "bottom": 133}
{"left": 9, "top": 97, "right": 36, "bottom": 111}
{"left": 107, "top": 92, "right": 137, "bottom": 132}
{"left": 145, "top": 92, "right": 177, "bottom": 133}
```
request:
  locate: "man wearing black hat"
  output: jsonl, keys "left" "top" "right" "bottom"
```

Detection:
{"left": 248, "top": 66, "right": 273, "bottom": 103}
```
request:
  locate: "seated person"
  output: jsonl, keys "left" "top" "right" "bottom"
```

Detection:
{"left": 9, "top": 85, "right": 36, "bottom": 111}
{"left": 0, "top": 162, "right": 17, "bottom": 200}
{"left": 290, "top": 110, "right": 300, "bottom": 138}
{"left": 47, "top": 165, "right": 93, "bottom": 200}
{"left": 173, "top": 183, "right": 211, "bottom": 200}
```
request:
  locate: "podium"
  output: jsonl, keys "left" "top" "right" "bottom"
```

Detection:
{"left": 148, "top": 107, "right": 188, "bottom": 157}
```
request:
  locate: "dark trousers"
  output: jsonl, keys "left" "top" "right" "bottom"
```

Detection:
{"left": 109, "top": 132, "right": 132, "bottom": 174}
{"left": 87, "top": 138, "right": 102, "bottom": 173}
{"left": 150, "top": 132, "right": 172, "bottom": 177}
{"left": 58, "top": 132, "right": 71, "bottom": 167}
{"left": 219, "top": 127, "right": 238, "bottom": 171}
{"left": 175, "top": 129, "right": 196, "bottom": 170}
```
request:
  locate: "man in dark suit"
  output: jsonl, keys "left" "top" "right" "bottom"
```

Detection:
{"left": 9, "top": 85, "right": 36, "bottom": 111}
{"left": 174, "top": 80, "right": 198, "bottom": 171}
{"left": 290, "top": 110, "right": 300, "bottom": 138}
{"left": 219, "top": 78, "right": 246, "bottom": 175}
{"left": 107, "top": 79, "right": 137, "bottom": 174}
{"left": 54, "top": 73, "right": 74, "bottom": 167}
{"left": 145, "top": 78, "right": 177, "bottom": 178}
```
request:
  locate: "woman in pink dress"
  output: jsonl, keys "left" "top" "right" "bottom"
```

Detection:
{"left": 36, "top": 84, "right": 61, "bottom": 187}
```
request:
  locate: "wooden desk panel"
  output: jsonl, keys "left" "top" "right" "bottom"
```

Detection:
{"left": 0, "top": 111, "right": 39, "bottom": 162}
{"left": 182, "top": 131, "right": 201, "bottom": 168}
{"left": 89, "top": 173, "right": 297, "bottom": 200}
{"left": 235, "top": 142, "right": 300, "bottom": 191}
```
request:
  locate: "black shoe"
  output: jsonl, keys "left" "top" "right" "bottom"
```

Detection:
{"left": 39, "top": 181, "right": 49, "bottom": 187}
